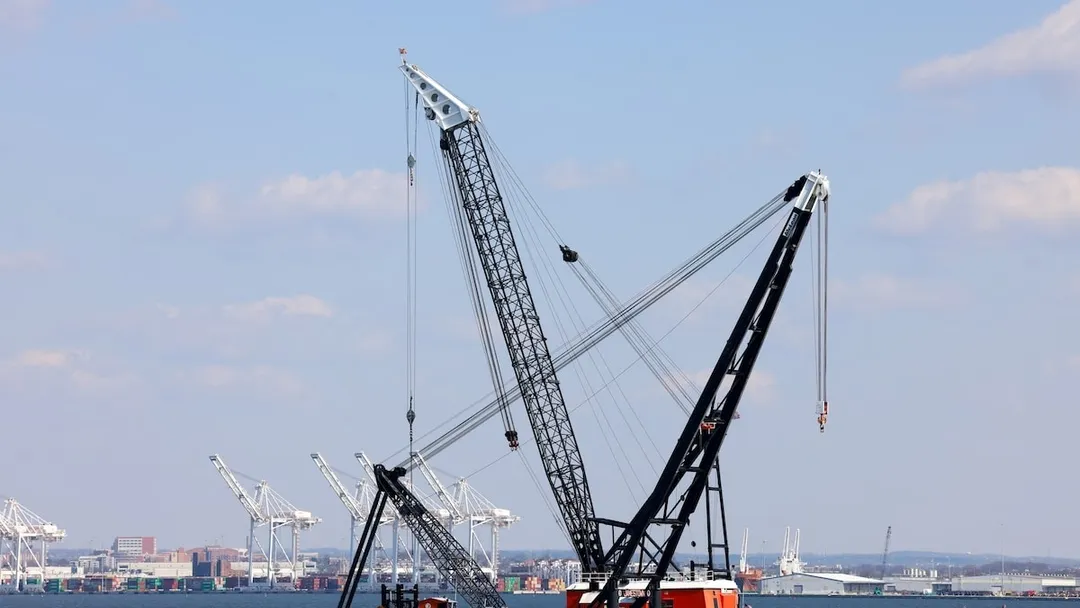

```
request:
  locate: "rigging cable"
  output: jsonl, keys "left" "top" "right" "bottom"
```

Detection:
{"left": 383, "top": 189, "right": 792, "bottom": 466}
{"left": 424, "top": 119, "right": 520, "bottom": 448}
{"left": 404, "top": 50, "right": 420, "bottom": 485}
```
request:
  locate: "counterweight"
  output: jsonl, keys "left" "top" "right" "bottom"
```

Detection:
{"left": 402, "top": 62, "right": 605, "bottom": 573}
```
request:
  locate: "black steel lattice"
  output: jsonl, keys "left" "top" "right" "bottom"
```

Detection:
{"left": 377, "top": 465, "right": 505, "bottom": 608}
{"left": 438, "top": 121, "right": 606, "bottom": 573}
{"left": 592, "top": 176, "right": 819, "bottom": 608}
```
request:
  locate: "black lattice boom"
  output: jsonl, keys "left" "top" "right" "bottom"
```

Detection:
{"left": 438, "top": 120, "right": 606, "bottom": 572}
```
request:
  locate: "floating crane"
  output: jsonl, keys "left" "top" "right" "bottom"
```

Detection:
{"left": 390, "top": 56, "right": 830, "bottom": 608}
{"left": 343, "top": 53, "right": 829, "bottom": 608}
{"left": 209, "top": 454, "right": 321, "bottom": 588}
{"left": 0, "top": 498, "right": 65, "bottom": 592}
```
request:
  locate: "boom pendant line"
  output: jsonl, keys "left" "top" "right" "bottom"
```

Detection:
{"left": 401, "top": 62, "right": 606, "bottom": 574}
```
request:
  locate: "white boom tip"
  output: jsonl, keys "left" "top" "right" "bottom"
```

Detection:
{"left": 399, "top": 62, "right": 475, "bottom": 132}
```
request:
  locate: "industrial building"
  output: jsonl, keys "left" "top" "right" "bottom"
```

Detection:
{"left": 760, "top": 572, "right": 884, "bottom": 595}
{"left": 112, "top": 537, "right": 157, "bottom": 559}
{"left": 947, "top": 574, "right": 1077, "bottom": 595}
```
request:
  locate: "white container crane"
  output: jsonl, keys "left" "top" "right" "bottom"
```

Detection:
{"left": 452, "top": 476, "right": 519, "bottom": 582}
{"left": 209, "top": 454, "right": 321, "bottom": 588}
{"left": 0, "top": 498, "right": 65, "bottom": 593}
{"left": 355, "top": 451, "right": 449, "bottom": 585}
{"left": 310, "top": 452, "right": 396, "bottom": 588}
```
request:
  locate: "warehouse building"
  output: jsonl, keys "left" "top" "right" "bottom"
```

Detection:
{"left": 949, "top": 574, "right": 1075, "bottom": 595}
{"left": 760, "top": 572, "right": 884, "bottom": 595}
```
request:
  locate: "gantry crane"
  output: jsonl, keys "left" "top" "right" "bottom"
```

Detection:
{"left": 311, "top": 452, "right": 395, "bottom": 586}
{"left": 356, "top": 451, "right": 455, "bottom": 584}
{"left": 0, "top": 498, "right": 66, "bottom": 592}
{"left": 338, "top": 465, "right": 506, "bottom": 608}
{"left": 401, "top": 57, "right": 605, "bottom": 575}
{"left": 210, "top": 454, "right": 321, "bottom": 588}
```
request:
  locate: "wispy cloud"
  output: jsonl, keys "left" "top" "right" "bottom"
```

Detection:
{"left": 179, "top": 364, "right": 304, "bottom": 397}
{"left": 875, "top": 167, "right": 1080, "bottom": 234}
{"left": 542, "top": 159, "right": 633, "bottom": 191}
{"left": 901, "top": 0, "right": 1080, "bottom": 90}
{"left": 4, "top": 348, "right": 139, "bottom": 395}
{"left": 13, "top": 348, "right": 82, "bottom": 368}
{"left": 222, "top": 295, "right": 334, "bottom": 323}
{"left": 0, "top": 250, "right": 51, "bottom": 271}
{"left": 186, "top": 169, "right": 411, "bottom": 227}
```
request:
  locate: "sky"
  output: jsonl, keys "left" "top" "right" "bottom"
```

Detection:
{"left": 1, "top": 0, "right": 1079, "bottom": 561}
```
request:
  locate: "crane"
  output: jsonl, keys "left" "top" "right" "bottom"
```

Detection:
{"left": 578, "top": 172, "right": 830, "bottom": 608}
{"left": 311, "top": 453, "right": 396, "bottom": 587}
{"left": 881, "top": 526, "right": 892, "bottom": 579}
{"left": 357, "top": 451, "right": 454, "bottom": 584}
{"left": 210, "top": 454, "right": 321, "bottom": 588}
{"left": 453, "top": 476, "right": 520, "bottom": 581}
{"left": 339, "top": 465, "right": 506, "bottom": 608}
{"left": 401, "top": 57, "right": 606, "bottom": 575}
{"left": 0, "top": 498, "right": 65, "bottom": 592}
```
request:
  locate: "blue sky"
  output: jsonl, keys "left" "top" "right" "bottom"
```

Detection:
{"left": 2, "top": 0, "right": 1079, "bottom": 560}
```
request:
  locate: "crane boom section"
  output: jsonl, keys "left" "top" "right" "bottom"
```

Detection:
{"left": 209, "top": 454, "right": 264, "bottom": 522}
{"left": 591, "top": 172, "right": 830, "bottom": 607}
{"left": 311, "top": 453, "right": 365, "bottom": 519}
{"left": 402, "top": 62, "right": 605, "bottom": 572}
{"left": 375, "top": 464, "right": 506, "bottom": 608}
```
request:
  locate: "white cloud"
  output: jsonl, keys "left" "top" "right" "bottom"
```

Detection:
{"left": 0, "top": 250, "right": 50, "bottom": 271}
{"left": 832, "top": 274, "right": 960, "bottom": 312}
{"left": 222, "top": 295, "right": 333, "bottom": 322}
{"left": 876, "top": 167, "right": 1080, "bottom": 234}
{"left": 185, "top": 169, "right": 410, "bottom": 226}
{"left": 13, "top": 348, "right": 79, "bottom": 367}
{"left": 542, "top": 159, "right": 633, "bottom": 191}
{"left": 257, "top": 169, "right": 406, "bottom": 217}
{"left": 0, "top": 0, "right": 49, "bottom": 30}
{"left": 183, "top": 364, "right": 303, "bottom": 396}
{"left": 901, "top": 0, "right": 1080, "bottom": 89}
{"left": 4, "top": 348, "right": 138, "bottom": 395}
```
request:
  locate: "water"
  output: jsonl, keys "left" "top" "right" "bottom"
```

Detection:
{"left": 0, "top": 595, "right": 1066, "bottom": 608}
